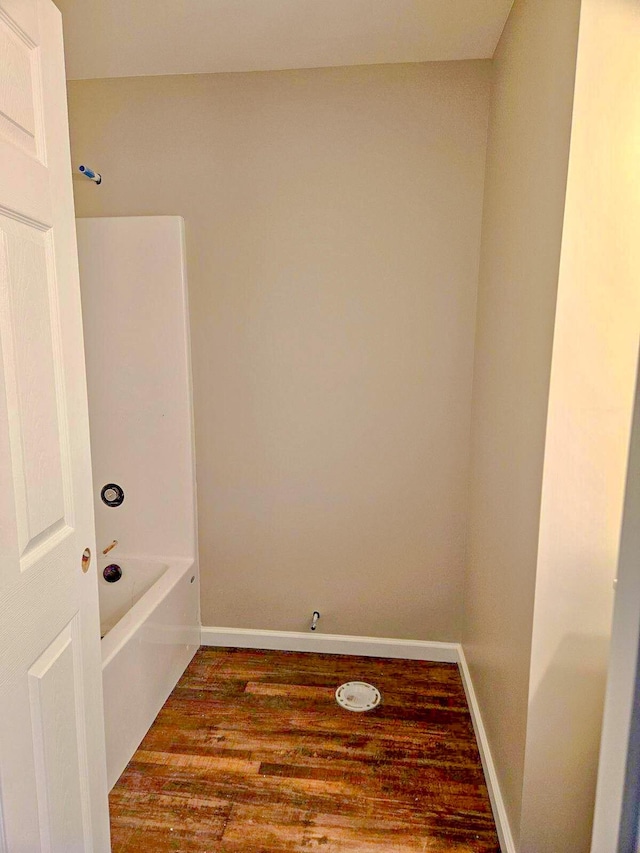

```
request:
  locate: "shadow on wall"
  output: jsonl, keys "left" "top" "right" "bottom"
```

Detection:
{"left": 521, "top": 633, "right": 610, "bottom": 852}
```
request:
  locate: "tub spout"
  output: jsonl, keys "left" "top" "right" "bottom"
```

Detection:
{"left": 102, "top": 539, "right": 118, "bottom": 555}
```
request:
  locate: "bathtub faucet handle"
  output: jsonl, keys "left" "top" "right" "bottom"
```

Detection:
{"left": 102, "top": 539, "right": 118, "bottom": 555}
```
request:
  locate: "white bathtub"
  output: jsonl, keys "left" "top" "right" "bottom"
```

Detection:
{"left": 99, "top": 555, "right": 200, "bottom": 790}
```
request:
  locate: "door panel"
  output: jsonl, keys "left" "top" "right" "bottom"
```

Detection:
{"left": 0, "top": 217, "right": 70, "bottom": 560}
{"left": 28, "top": 617, "right": 87, "bottom": 853}
{"left": 0, "top": 2, "right": 38, "bottom": 51}
{"left": 0, "top": 14, "right": 39, "bottom": 156}
{"left": 0, "top": 1, "right": 110, "bottom": 850}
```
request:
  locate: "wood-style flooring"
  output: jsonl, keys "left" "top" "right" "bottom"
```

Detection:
{"left": 109, "top": 647, "right": 500, "bottom": 852}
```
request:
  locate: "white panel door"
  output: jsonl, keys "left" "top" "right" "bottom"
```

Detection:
{"left": 0, "top": 1, "right": 110, "bottom": 851}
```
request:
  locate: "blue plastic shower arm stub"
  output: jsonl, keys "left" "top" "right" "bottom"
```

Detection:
{"left": 78, "top": 164, "right": 102, "bottom": 184}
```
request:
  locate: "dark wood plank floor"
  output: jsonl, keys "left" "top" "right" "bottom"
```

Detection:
{"left": 109, "top": 647, "right": 500, "bottom": 852}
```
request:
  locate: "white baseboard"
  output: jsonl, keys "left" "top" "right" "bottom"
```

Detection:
{"left": 457, "top": 645, "right": 516, "bottom": 853}
{"left": 199, "top": 626, "right": 514, "bottom": 851}
{"left": 200, "top": 626, "right": 458, "bottom": 662}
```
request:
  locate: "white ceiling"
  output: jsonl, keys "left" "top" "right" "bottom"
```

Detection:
{"left": 55, "top": 0, "right": 514, "bottom": 81}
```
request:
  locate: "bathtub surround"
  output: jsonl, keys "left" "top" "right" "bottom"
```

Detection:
{"left": 77, "top": 217, "right": 200, "bottom": 789}
{"left": 78, "top": 217, "right": 197, "bottom": 563}
{"left": 69, "top": 61, "right": 491, "bottom": 641}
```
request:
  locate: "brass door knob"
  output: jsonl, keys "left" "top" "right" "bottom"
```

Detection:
{"left": 81, "top": 548, "right": 91, "bottom": 573}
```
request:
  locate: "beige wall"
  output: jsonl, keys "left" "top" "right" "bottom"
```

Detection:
{"left": 68, "top": 62, "right": 491, "bottom": 639}
{"left": 520, "top": 0, "right": 640, "bottom": 849}
{"left": 463, "top": 0, "right": 581, "bottom": 841}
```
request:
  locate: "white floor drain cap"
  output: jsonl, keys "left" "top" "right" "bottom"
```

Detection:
{"left": 335, "top": 681, "right": 381, "bottom": 712}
